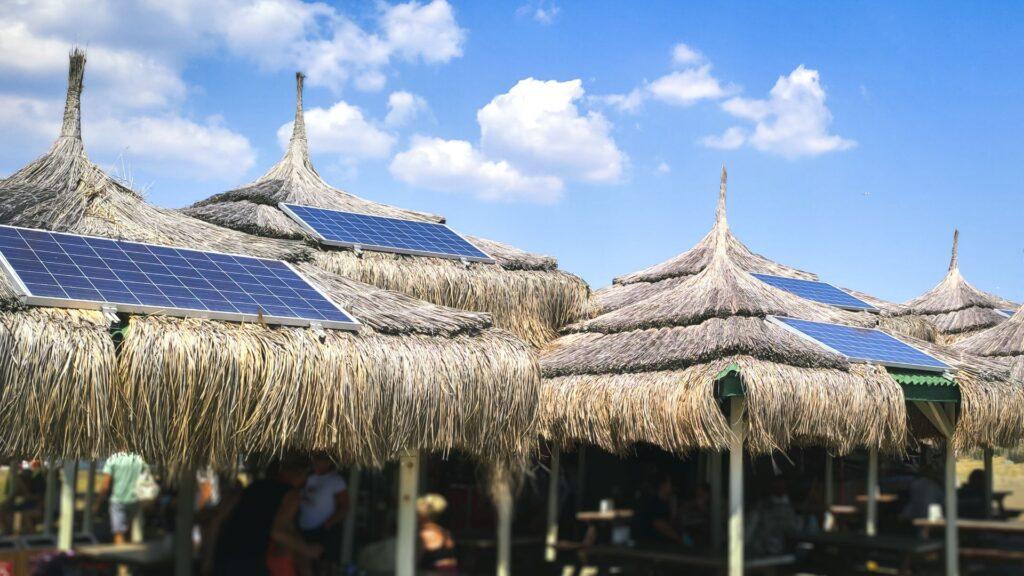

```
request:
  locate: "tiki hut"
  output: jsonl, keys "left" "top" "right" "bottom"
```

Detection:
{"left": 957, "top": 305, "right": 1024, "bottom": 383}
{"left": 536, "top": 169, "right": 1020, "bottom": 575}
{"left": 185, "top": 73, "right": 589, "bottom": 348}
{"left": 0, "top": 51, "right": 539, "bottom": 476}
{"left": 896, "top": 230, "right": 1019, "bottom": 343}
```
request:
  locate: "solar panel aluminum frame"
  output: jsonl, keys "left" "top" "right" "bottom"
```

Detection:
{"left": 0, "top": 227, "right": 361, "bottom": 332}
{"left": 996, "top": 309, "right": 1016, "bottom": 318}
{"left": 279, "top": 203, "right": 496, "bottom": 264}
{"left": 752, "top": 273, "right": 878, "bottom": 312}
{"left": 766, "top": 315, "right": 951, "bottom": 374}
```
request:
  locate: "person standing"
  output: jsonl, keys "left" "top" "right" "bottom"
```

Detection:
{"left": 101, "top": 453, "right": 149, "bottom": 545}
{"left": 299, "top": 454, "right": 349, "bottom": 576}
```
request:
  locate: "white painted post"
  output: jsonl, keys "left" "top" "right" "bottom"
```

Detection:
{"left": 341, "top": 466, "right": 361, "bottom": 565}
{"left": 710, "top": 450, "right": 723, "bottom": 550}
{"left": 544, "top": 450, "right": 560, "bottom": 562}
{"left": 944, "top": 408, "right": 959, "bottom": 576}
{"left": 983, "top": 448, "right": 994, "bottom": 519}
{"left": 495, "top": 479, "right": 513, "bottom": 576}
{"left": 43, "top": 465, "right": 58, "bottom": 535}
{"left": 866, "top": 447, "right": 879, "bottom": 537}
{"left": 57, "top": 461, "right": 77, "bottom": 551}
{"left": 83, "top": 460, "right": 97, "bottom": 535}
{"left": 824, "top": 454, "right": 835, "bottom": 532}
{"left": 175, "top": 471, "right": 196, "bottom": 576}
{"left": 728, "top": 397, "right": 745, "bottom": 576}
{"left": 396, "top": 453, "right": 420, "bottom": 576}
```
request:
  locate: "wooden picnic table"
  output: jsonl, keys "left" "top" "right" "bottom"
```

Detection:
{"left": 797, "top": 531, "right": 941, "bottom": 575}
{"left": 855, "top": 493, "right": 899, "bottom": 504}
{"left": 913, "top": 518, "right": 1024, "bottom": 562}
{"left": 576, "top": 509, "right": 633, "bottom": 522}
{"left": 75, "top": 542, "right": 173, "bottom": 567}
{"left": 565, "top": 543, "right": 795, "bottom": 574}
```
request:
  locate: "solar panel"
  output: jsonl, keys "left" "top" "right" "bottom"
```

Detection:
{"left": 997, "top": 309, "right": 1017, "bottom": 318}
{"left": 0, "top": 225, "right": 359, "bottom": 330}
{"left": 752, "top": 273, "right": 876, "bottom": 311}
{"left": 280, "top": 203, "right": 495, "bottom": 263}
{"left": 769, "top": 316, "right": 950, "bottom": 373}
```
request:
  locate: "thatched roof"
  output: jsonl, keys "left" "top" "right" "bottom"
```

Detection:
{"left": 184, "top": 73, "right": 588, "bottom": 347}
{"left": 540, "top": 169, "right": 1022, "bottom": 456}
{"left": 957, "top": 306, "right": 1024, "bottom": 384}
{"left": 0, "top": 51, "right": 539, "bottom": 472}
{"left": 897, "top": 230, "right": 1018, "bottom": 343}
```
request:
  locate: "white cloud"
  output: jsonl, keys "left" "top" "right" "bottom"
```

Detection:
{"left": 381, "top": 0, "right": 465, "bottom": 63}
{"left": 671, "top": 42, "right": 703, "bottom": 66}
{"left": 478, "top": 78, "right": 624, "bottom": 183}
{"left": 595, "top": 88, "right": 644, "bottom": 114}
{"left": 390, "top": 136, "right": 563, "bottom": 203}
{"left": 701, "top": 126, "right": 746, "bottom": 150}
{"left": 656, "top": 161, "right": 671, "bottom": 174}
{"left": 516, "top": 2, "right": 561, "bottom": 25}
{"left": 277, "top": 101, "right": 395, "bottom": 160}
{"left": 385, "top": 91, "right": 429, "bottom": 127}
{"left": 707, "top": 65, "right": 855, "bottom": 158}
{"left": 647, "top": 65, "right": 733, "bottom": 107}
{"left": 88, "top": 115, "right": 257, "bottom": 181}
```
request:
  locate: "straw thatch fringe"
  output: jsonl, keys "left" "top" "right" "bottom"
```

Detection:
{"left": 312, "top": 251, "right": 590, "bottom": 347}
{"left": 0, "top": 307, "right": 114, "bottom": 460}
{"left": 116, "top": 317, "right": 538, "bottom": 474}
{"left": 957, "top": 307, "right": 1024, "bottom": 359}
{"left": 540, "top": 356, "right": 907, "bottom": 457}
{"left": 953, "top": 368, "right": 1024, "bottom": 450}
{"left": 735, "top": 358, "right": 907, "bottom": 455}
{"left": 540, "top": 365, "right": 732, "bottom": 455}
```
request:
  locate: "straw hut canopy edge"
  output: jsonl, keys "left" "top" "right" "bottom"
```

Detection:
{"left": 539, "top": 169, "right": 1023, "bottom": 456}
{"left": 957, "top": 305, "right": 1024, "bottom": 384}
{"left": 896, "top": 230, "right": 1018, "bottom": 343}
{"left": 0, "top": 50, "right": 540, "bottom": 473}
{"left": 185, "top": 73, "right": 589, "bottom": 348}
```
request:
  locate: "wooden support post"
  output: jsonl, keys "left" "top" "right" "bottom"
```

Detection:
{"left": 915, "top": 402, "right": 959, "bottom": 576}
{"left": 174, "top": 471, "right": 196, "bottom": 576}
{"left": 824, "top": 453, "right": 835, "bottom": 532}
{"left": 983, "top": 448, "right": 994, "bottom": 519}
{"left": 710, "top": 450, "right": 723, "bottom": 550}
{"left": 57, "top": 461, "right": 77, "bottom": 551}
{"left": 396, "top": 453, "right": 419, "bottom": 576}
{"left": 544, "top": 450, "right": 560, "bottom": 562}
{"left": 83, "top": 460, "right": 97, "bottom": 535}
{"left": 728, "top": 397, "right": 745, "bottom": 576}
{"left": 866, "top": 447, "right": 879, "bottom": 537}
{"left": 43, "top": 465, "right": 58, "bottom": 536}
{"left": 495, "top": 479, "right": 513, "bottom": 576}
{"left": 341, "top": 466, "right": 361, "bottom": 565}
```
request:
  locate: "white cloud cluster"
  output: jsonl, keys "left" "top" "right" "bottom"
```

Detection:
{"left": 598, "top": 42, "right": 853, "bottom": 158}
{"left": 277, "top": 101, "right": 396, "bottom": 160}
{"left": 705, "top": 65, "right": 855, "bottom": 158}
{"left": 598, "top": 42, "right": 733, "bottom": 113}
{"left": 0, "top": 0, "right": 466, "bottom": 180}
{"left": 516, "top": 2, "right": 561, "bottom": 25}
{"left": 385, "top": 91, "right": 429, "bottom": 127}
{"left": 391, "top": 78, "right": 625, "bottom": 202}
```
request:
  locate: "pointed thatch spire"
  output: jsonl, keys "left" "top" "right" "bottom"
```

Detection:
{"left": 290, "top": 72, "right": 307, "bottom": 151}
{"left": 899, "top": 229, "right": 1019, "bottom": 342}
{"left": 949, "top": 229, "right": 960, "bottom": 272}
{"left": 60, "top": 48, "right": 85, "bottom": 140}
{"left": 716, "top": 164, "right": 728, "bottom": 229}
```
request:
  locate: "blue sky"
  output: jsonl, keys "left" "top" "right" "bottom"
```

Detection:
{"left": 0, "top": 1, "right": 1021, "bottom": 303}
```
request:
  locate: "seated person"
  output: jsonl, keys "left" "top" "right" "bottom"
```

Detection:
{"left": 746, "top": 478, "right": 797, "bottom": 556}
{"left": 677, "top": 483, "right": 711, "bottom": 545}
{"left": 417, "top": 494, "right": 457, "bottom": 573}
{"left": 631, "top": 473, "right": 685, "bottom": 548}
{"left": 900, "top": 462, "right": 943, "bottom": 523}
{"left": 958, "top": 469, "right": 988, "bottom": 519}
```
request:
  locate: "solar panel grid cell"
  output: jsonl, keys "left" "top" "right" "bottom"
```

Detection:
{"left": 0, "top": 225, "right": 357, "bottom": 330}
{"left": 280, "top": 203, "right": 494, "bottom": 263}
{"left": 752, "top": 273, "right": 876, "bottom": 311}
{"left": 771, "top": 316, "right": 949, "bottom": 372}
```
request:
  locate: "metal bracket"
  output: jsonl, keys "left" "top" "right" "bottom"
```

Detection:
{"left": 460, "top": 257, "right": 470, "bottom": 268}
{"left": 309, "top": 321, "right": 327, "bottom": 342}
{"left": 100, "top": 304, "right": 120, "bottom": 325}
{"left": 352, "top": 245, "right": 363, "bottom": 257}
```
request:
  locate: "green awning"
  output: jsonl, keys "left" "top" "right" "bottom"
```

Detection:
{"left": 713, "top": 364, "right": 959, "bottom": 403}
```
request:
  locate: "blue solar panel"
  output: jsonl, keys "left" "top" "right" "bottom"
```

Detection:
{"left": 770, "top": 316, "right": 950, "bottom": 372}
{"left": 280, "top": 203, "right": 494, "bottom": 263}
{"left": 0, "top": 225, "right": 358, "bottom": 330}
{"left": 752, "top": 273, "right": 876, "bottom": 311}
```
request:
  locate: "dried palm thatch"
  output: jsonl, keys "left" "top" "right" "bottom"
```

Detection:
{"left": 541, "top": 169, "right": 909, "bottom": 456}
{"left": 185, "top": 73, "right": 588, "bottom": 347}
{"left": 956, "top": 305, "right": 1024, "bottom": 430}
{"left": 540, "top": 169, "right": 1022, "bottom": 456}
{"left": 0, "top": 51, "right": 540, "bottom": 472}
{"left": 896, "top": 230, "right": 1018, "bottom": 343}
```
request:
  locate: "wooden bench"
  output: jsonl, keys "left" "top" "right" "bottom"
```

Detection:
{"left": 796, "top": 532, "right": 942, "bottom": 575}
{"left": 914, "top": 519, "right": 1024, "bottom": 564}
{"left": 557, "top": 542, "right": 794, "bottom": 574}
